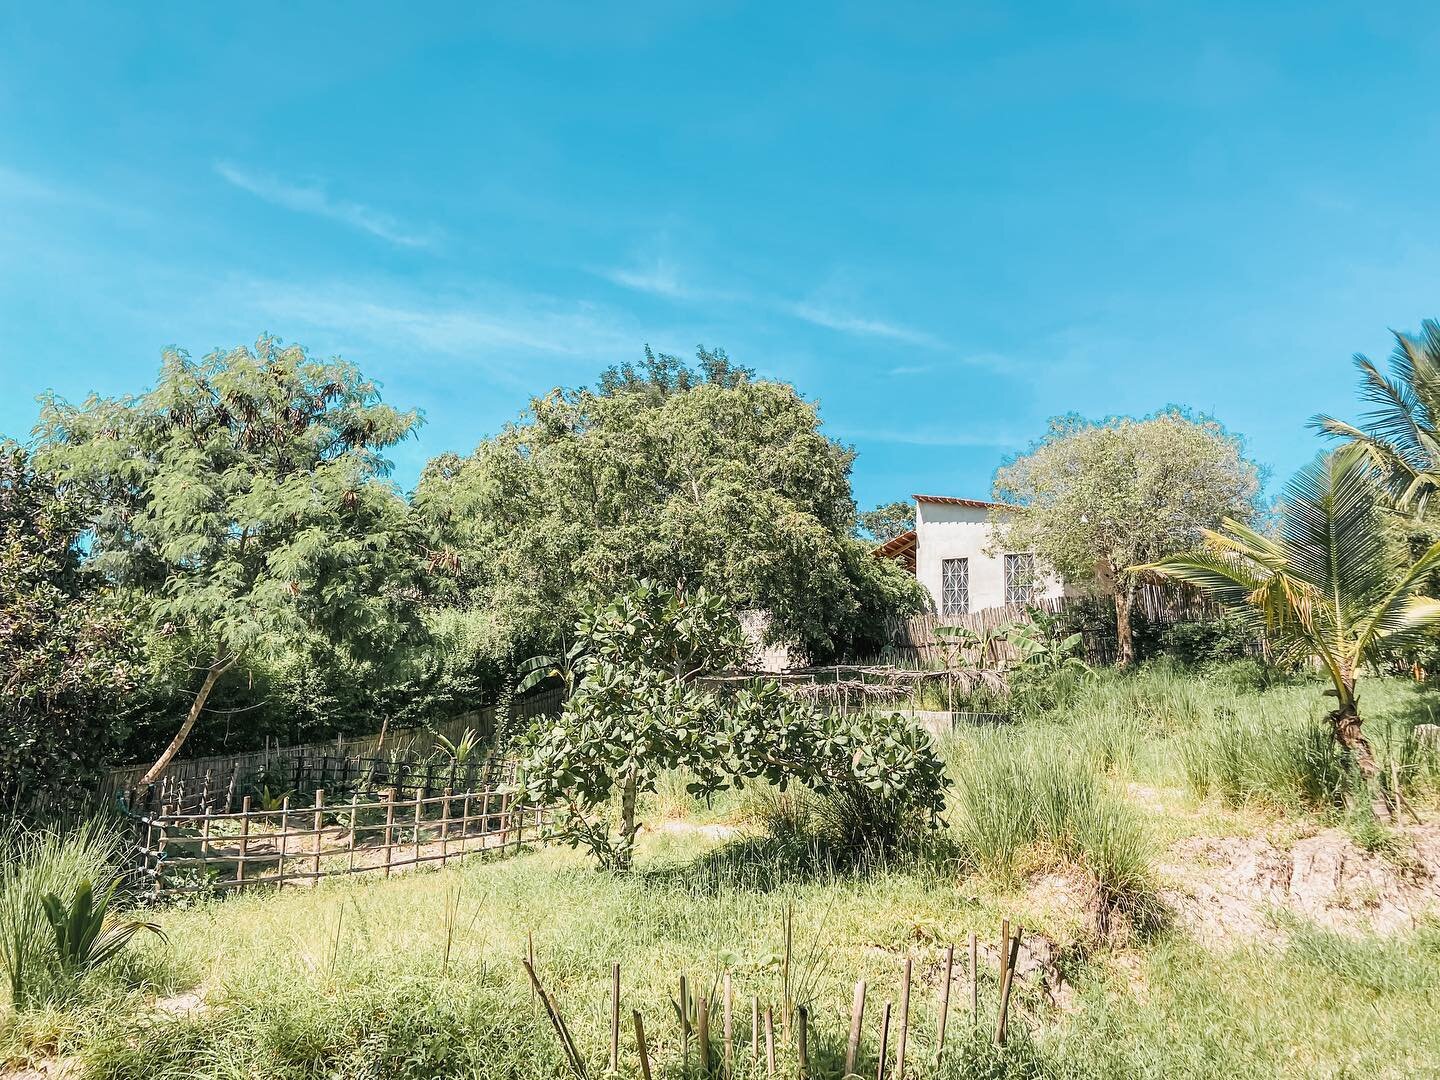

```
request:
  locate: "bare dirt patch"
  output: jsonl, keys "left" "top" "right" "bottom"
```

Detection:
{"left": 1157, "top": 823, "right": 1440, "bottom": 943}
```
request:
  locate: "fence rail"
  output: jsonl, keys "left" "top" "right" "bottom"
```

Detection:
{"left": 131, "top": 778, "right": 550, "bottom": 897}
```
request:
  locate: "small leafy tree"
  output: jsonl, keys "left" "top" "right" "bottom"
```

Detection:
{"left": 0, "top": 443, "right": 140, "bottom": 817}
{"left": 516, "top": 582, "right": 948, "bottom": 870}
{"left": 1145, "top": 447, "right": 1440, "bottom": 818}
{"left": 994, "top": 409, "right": 1261, "bottom": 666}
{"left": 858, "top": 500, "right": 915, "bottom": 543}
{"left": 35, "top": 338, "right": 424, "bottom": 783}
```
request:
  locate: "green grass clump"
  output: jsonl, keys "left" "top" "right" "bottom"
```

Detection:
{"left": 0, "top": 819, "right": 129, "bottom": 1010}
{"left": 943, "top": 730, "right": 1154, "bottom": 915}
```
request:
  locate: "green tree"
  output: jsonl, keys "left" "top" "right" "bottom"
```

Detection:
{"left": 416, "top": 347, "right": 926, "bottom": 662}
{"left": 857, "top": 500, "right": 915, "bottom": 543}
{"left": 1314, "top": 320, "right": 1440, "bottom": 513}
{"left": 1144, "top": 447, "right": 1440, "bottom": 818}
{"left": 35, "top": 338, "right": 424, "bottom": 784}
{"left": 0, "top": 443, "right": 140, "bottom": 817}
{"left": 993, "top": 409, "right": 1261, "bottom": 666}
{"left": 515, "top": 582, "right": 947, "bottom": 870}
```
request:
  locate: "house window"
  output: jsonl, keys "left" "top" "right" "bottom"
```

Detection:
{"left": 941, "top": 558, "right": 969, "bottom": 615}
{"left": 1005, "top": 553, "right": 1036, "bottom": 605}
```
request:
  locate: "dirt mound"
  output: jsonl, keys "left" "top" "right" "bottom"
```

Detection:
{"left": 1158, "top": 824, "right": 1440, "bottom": 943}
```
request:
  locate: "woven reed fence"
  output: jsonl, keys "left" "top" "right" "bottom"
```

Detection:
{"left": 128, "top": 766, "right": 550, "bottom": 897}
{"left": 886, "top": 585, "right": 1217, "bottom": 667}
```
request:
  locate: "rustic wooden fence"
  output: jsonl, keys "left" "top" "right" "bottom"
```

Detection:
{"left": 129, "top": 771, "right": 550, "bottom": 897}
{"left": 885, "top": 586, "right": 1217, "bottom": 667}
{"left": 104, "top": 688, "right": 564, "bottom": 811}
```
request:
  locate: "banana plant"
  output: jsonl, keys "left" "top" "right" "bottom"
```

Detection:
{"left": 41, "top": 879, "right": 166, "bottom": 978}
{"left": 1007, "top": 622, "right": 1091, "bottom": 677}
{"left": 515, "top": 634, "right": 587, "bottom": 697}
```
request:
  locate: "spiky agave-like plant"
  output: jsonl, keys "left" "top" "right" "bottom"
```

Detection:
{"left": 1143, "top": 446, "right": 1440, "bottom": 818}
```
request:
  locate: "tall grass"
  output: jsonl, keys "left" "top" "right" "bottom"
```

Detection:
{"left": 943, "top": 730, "right": 1154, "bottom": 919}
{"left": 0, "top": 819, "right": 126, "bottom": 1009}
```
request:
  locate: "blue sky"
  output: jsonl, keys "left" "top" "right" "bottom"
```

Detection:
{"left": 3, "top": 3, "right": 1440, "bottom": 510}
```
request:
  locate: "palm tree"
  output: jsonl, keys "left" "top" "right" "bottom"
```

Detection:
{"left": 1143, "top": 447, "right": 1440, "bottom": 818}
{"left": 1313, "top": 320, "right": 1440, "bottom": 513}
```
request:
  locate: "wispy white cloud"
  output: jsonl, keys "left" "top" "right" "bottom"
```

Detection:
{"left": 782, "top": 301, "right": 942, "bottom": 348}
{"left": 215, "top": 162, "right": 436, "bottom": 249}
{"left": 598, "top": 258, "right": 690, "bottom": 299}
{"left": 233, "top": 278, "right": 639, "bottom": 386}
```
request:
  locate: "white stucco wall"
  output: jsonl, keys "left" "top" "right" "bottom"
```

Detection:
{"left": 914, "top": 502, "right": 1065, "bottom": 614}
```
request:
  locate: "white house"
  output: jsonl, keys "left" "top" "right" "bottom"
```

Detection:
{"left": 874, "top": 495, "right": 1066, "bottom": 616}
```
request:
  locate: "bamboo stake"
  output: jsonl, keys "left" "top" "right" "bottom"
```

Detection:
{"left": 764, "top": 1007, "right": 776, "bottom": 1078}
{"left": 521, "top": 959, "right": 586, "bottom": 1078}
{"left": 936, "top": 943, "right": 954, "bottom": 1060}
{"left": 549, "top": 989, "right": 588, "bottom": 1079}
{"left": 752, "top": 995, "right": 761, "bottom": 1066}
{"left": 723, "top": 971, "right": 734, "bottom": 1078}
{"left": 610, "top": 963, "right": 621, "bottom": 1074}
{"left": 698, "top": 994, "right": 711, "bottom": 1074}
{"left": 680, "top": 973, "right": 690, "bottom": 1067}
{"left": 237, "top": 795, "right": 251, "bottom": 891}
{"left": 995, "top": 925, "right": 1023, "bottom": 1047}
{"left": 412, "top": 792, "right": 423, "bottom": 865}
{"left": 876, "top": 1003, "right": 892, "bottom": 1080}
{"left": 796, "top": 1005, "right": 809, "bottom": 1078}
{"left": 528, "top": 931, "right": 537, "bottom": 1006}
{"left": 155, "top": 806, "right": 169, "bottom": 899}
{"left": 999, "top": 919, "right": 1010, "bottom": 989}
{"left": 968, "top": 933, "right": 978, "bottom": 1027}
{"left": 632, "top": 1010, "right": 653, "bottom": 1080}
{"left": 311, "top": 789, "right": 325, "bottom": 881}
{"left": 845, "top": 979, "right": 866, "bottom": 1078}
{"left": 895, "top": 957, "right": 911, "bottom": 1080}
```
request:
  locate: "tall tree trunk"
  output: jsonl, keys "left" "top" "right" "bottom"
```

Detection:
{"left": 139, "top": 653, "right": 233, "bottom": 785}
{"left": 1114, "top": 582, "right": 1138, "bottom": 667}
{"left": 1329, "top": 690, "right": 1393, "bottom": 821}
{"left": 616, "top": 763, "right": 640, "bottom": 872}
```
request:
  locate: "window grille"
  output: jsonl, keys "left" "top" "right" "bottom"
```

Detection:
{"left": 1004, "top": 553, "right": 1035, "bottom": 605}
{"left": 941, "top": 558, "right": 969, "bottom": 615}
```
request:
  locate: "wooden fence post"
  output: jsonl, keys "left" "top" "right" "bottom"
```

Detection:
{"left": 347, "top": 794, "right": 359, "bottom": 875}
{"left": 413, "top": 792, "right": 424, "bottom": 866}
{"left": 237, "top": 795, "right": 252, "bottom": 891}
{"left": 277, "top": 795, "right": 291, "bottom": 890}
{"left": 383, "top": 788, "right": 396, "bottom": 877}
{"left": 154, "top": 805, "right": 169, "bottom": 900}
{"left": 312, "top": 788, "right": 326, "bottom": 882}
{"left": 441, "top": 787, "right": 452, "bottom": 864}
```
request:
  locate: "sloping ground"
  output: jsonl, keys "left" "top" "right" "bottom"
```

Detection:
{"left": 1157, "top": 823, "right": 1440, "bottom": 943}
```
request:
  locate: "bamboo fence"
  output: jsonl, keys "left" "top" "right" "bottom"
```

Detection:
{"left": 130, "top": 778, "right": 550, "bottom": 897}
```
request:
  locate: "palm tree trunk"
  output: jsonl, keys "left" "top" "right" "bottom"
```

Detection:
{"left": 1328, "top": 681, "right": 1393, "bottom": 821}
{"left": 139, "top": 652, "right": 233, "bottom": 786}
{"left": 1114, "top": 582, "right": 1138, "bottom": 667}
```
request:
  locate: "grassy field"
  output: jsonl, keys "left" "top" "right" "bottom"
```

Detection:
{"left": 5, "top": 663, "right": 1440, "bottom": 1079}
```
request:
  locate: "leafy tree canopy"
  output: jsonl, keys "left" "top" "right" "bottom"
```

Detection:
{"left": 993, "top": 407, "right": 1261, "bottom": 665}
{"left": 857, "top": 500, "right": 915, "bottom": 543}
{"left": 416, "top": 346, "right": 927, "bottom": 661}
{"left": 0, "top": 443, "right": 140, "bottom": 817}
{"left": 34, "top": 338, "right": 426, "bottom": 781}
